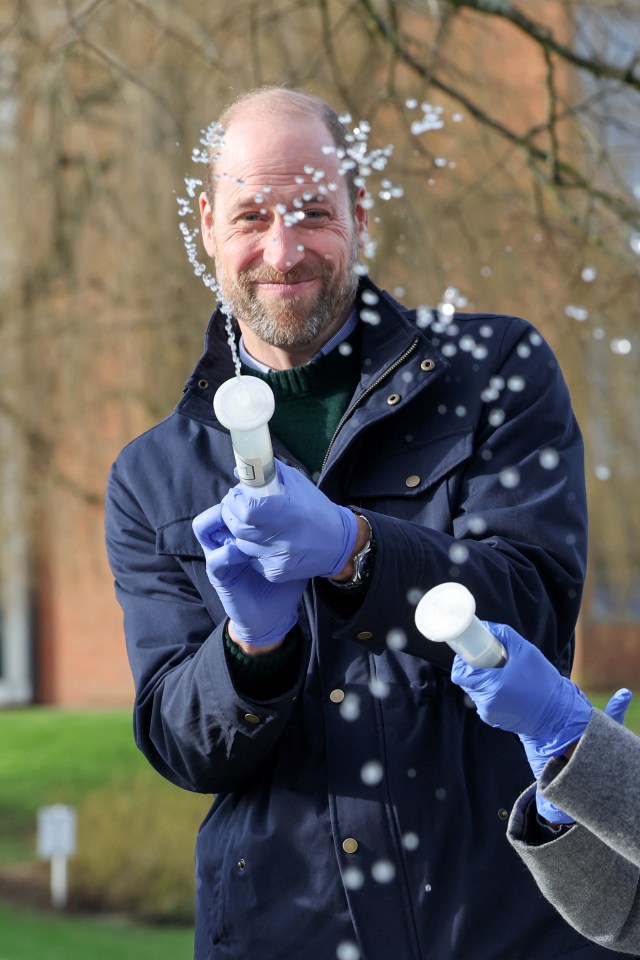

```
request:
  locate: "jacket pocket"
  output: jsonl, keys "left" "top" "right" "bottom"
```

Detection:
{"left": 347, "top": 429, "right": 473, "bottom": 523}
{"left": 156, "top": 515, "right": 204, "bottom": 559}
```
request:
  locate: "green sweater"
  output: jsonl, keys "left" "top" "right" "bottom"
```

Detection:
{"left": 243, "top": 337, "right": 361, "bottom": 478}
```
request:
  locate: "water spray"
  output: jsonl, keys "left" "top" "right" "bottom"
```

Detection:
{"left": 213, "top": 375, "right": 282, "bottom": 496}
{"left": 414, "top": 581, "right": 507, "bottom": 668}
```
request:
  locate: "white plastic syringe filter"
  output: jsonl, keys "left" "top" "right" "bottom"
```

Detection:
{"left": 414, "top": 581, "right": 508, "bottom": 668}
{"left": 414, "top": 581, "right": 477, "bottom": 643}
{"left": 213, "top": 375, "right": 275, "bottom": 431}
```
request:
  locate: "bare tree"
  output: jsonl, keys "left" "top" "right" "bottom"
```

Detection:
{"left": 0, "top": 0, "right": 637, "bottom": 672}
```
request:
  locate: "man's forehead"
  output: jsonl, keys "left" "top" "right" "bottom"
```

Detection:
{"left": 214, "top": 115, "right": 343, "bottom": 187}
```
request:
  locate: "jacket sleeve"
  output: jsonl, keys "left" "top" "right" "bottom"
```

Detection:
{"left": 105, "top": 458, "right": 306, "bottom": 795}
{"left": 330, "top": 318, "right": 587, "bottom": 673}
{"left": 539, "top": 710, "right": 640, "bottom": 867}
{"left": 505, "top": 712, "right": 640, "bottom": 955}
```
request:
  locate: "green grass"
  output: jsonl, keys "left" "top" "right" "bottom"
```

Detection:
{"left": 0, "top": 708, "right": 155, "bottom": 864}
{"left": 0, "top": 902, "right": 193, "bottom": 960}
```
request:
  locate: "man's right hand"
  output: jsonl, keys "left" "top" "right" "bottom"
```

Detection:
{"left": 193, "top": 505, "right": 308, "bottom": 650}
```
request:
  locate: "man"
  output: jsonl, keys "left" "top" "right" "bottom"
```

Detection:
{"left": 105, "top": 87, "right": 624, "bottom": 959}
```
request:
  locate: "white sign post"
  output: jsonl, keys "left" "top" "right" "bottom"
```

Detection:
{"left": 37, "top": 804, "right": 77, "bottom": 909}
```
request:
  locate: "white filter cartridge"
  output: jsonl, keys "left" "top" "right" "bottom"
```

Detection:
{"left": 414, "top": 581, "right": 507, "bottom": 668}
{"left": 213, "top": 376, "right": 283, "bottom": 496}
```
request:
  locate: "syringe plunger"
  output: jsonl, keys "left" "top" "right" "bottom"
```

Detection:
{"left": 213, "top": 376, "right": 283, "bottom": 496}
{"left": 414, "top": 581, "right": 507, "bottom": 668}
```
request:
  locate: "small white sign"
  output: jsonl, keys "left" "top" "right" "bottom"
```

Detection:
{"left": 37, "top": 804, "right": 77, "bottom": 859}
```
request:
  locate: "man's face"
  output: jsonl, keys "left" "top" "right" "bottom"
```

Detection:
{"left": 200, "top": 113, "right": 368, "bottom": 352}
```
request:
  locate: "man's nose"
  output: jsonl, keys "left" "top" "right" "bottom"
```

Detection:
{"left": 262, "top": 220, "right": 305, "bottom": 273}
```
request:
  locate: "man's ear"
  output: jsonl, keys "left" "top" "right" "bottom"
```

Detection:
{"left": 200, "top": 192, "right": 216, "bottom": 257}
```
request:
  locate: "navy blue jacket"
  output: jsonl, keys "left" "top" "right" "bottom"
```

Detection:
{"left": 106, "top": 278, "right": 623, "bottom": 959}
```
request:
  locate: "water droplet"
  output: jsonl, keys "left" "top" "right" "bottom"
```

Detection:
{"left": 507, "top": 376, "right": 526, "bottom": 392}
{"left": 339, "top": 342, "right": 353, "bottom": 356}
{"left": 460, "top": 335, "right": 475, "bottom": 352}
{"left": 500, "top": 467, "right": 521, "bottom": 489}
{"left": 407, "top": 768, "right": 416, "bottom": 778}
{"left": 611, "top": 338, "right": 632, "bottom": 355}
{"left": 340, "top": 693, "right": 361, "bottom": 721}
{"left": 630, "top": 232, "right": 640, "bottom": 255}
{"left": 402, "top": 832, "right": 420, "bottom": 851}
{"left": 361, "top": 290, "right": 379, "bottom": 305}
{"left": 539, "top": 448, "right": 559, "bottom": 469}
{"left": 442, "top": 343, "right": 458, "bottom": 357}
{"left": 434, "top": 787, "right": 447, "bottom": 800}
{"left": 360, "top": 309, "right": 380, "bottom": 325}
{"left": 371, "top": 860, "right": 396, "bottom": 883}
{"left": 455, "top": 406, "right": 467, "bottom": 418}
{"left": 449, "top": 543, "right": 469, "bottom": 564}
{"left": 425, "top": 883, "right": 432, "bottom": 893}
{"left": 343, "top": 867, "right": 365, "bottom": 891}
{"left": 369, "top": 677, "right": 390, "bottom": 699}
{"left": 387, "top": 627, "right": 407, "bottom": 650}
{"left": 581, "top": 265, "right": 597, "bottom": 282}
{"left": 488, "top": 408, "right": 505, "bottom": 427}
{"left": 516, "top": 343, "right": 531, "bottom": 359}
{"left": 337, "top": 941, "right": 360, "bottom": 960}
{"left": 468, "top": 516, "right": 487, "bottom": 535}
{"left": 595, "top": 464, "right": 611, "bottom": 481}
{"left": 407, "top": 588, "right": 423, "bottom": 605}
{"left": 564, "top": 304, "right": 589, "bottom": 321}
{"left": 361, "top": 761, "right": 384, "bottom": 786}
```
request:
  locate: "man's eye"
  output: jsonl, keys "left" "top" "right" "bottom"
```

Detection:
{"left": 303, "top": 209, "right": 328, "bottom": 221}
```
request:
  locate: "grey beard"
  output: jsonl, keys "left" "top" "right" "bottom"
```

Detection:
{"left": 216, "top": 262, "right": 359, "bottom": 350}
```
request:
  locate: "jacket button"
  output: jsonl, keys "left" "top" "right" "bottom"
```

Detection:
{"left": 244, "top": 713, "right": 261, "bottom": 724}
{"left": 498, "top": 808, "right": 509, "bottom": 820}
{"left": 405, "top": 475, "right": 421, "bottom": 488}
{"left": 330, "top": 689, "right": 345, "bottom": 703}
{"left": 386, "top": 393, "right": 401, "bottom": 405}
{"left": 420, "top": 359, "right": 436, "bottom": 372}
{"left": 356, "top": 631, "right": 374, "bottom": 641}
{"left": 342, "top": 838, "right": 359, "bottom": 854}
{"left": 198, "top": 379, "right": 209, "bottom": 389}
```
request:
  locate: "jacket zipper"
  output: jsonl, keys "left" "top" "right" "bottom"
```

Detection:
{"left": 320, "top": 336, "right": 421, "bottom": 473}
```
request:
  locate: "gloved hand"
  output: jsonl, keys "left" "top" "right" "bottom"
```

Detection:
{"left": 452, "top": 622, "right": 632, "bottom": 825}
{"left": 451, "top": 621, "right": 593, "bottom": 749}
{"left": 193, "top": 505, "right": 307, "bottom": 647}
{"left": 218, "top": 460, "right": 359, "bottom": 582}
{"left": 522, "top": 687, "right": 633, "bottom": 824}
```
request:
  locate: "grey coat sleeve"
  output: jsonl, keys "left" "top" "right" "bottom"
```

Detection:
{"left": 507, "top": 710, "right": 640, "bottom": 955}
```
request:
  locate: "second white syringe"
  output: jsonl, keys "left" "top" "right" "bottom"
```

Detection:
{"left": 414, "top": 581, "right": 508, "bottom": 668}
{"left": 214, "top": 375, "right": 283, "bottom": 496}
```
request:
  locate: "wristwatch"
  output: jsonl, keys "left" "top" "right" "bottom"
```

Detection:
{"left": 332, "top": 513, "right": 375, "bottom": 589}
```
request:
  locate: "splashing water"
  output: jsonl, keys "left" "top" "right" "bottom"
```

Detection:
{"left": 224, "top": 311, "right": 241, "bottom": 377}
{"left": 178, "top": 101, "right": 456, "bottom": 372}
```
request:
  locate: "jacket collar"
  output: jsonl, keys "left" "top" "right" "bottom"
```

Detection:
{"left": 176, "top": 276, "right": 445, "bottom": 425}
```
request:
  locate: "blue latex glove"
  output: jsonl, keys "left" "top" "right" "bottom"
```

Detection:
{"left": 450, "top": 621, "right": 593, "bottom": 750}
{"left": 452, "top": 622, "right": 633, "bottom": 825}
{"left": 218, "top": 461, "right": 359, "bottom": 582}
{"left": 192, "top": 506, "right": 307, "bottom": 647}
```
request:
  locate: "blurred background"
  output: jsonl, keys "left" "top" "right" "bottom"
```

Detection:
{"left": 0, "top": 0, "right": 638, "bottom": 953}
